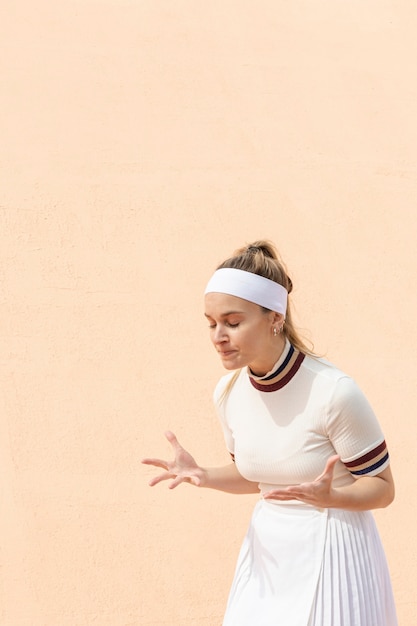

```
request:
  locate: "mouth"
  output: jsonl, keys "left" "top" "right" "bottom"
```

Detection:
{"left": 218, "top": 350, "right": 237, "bottom": 358}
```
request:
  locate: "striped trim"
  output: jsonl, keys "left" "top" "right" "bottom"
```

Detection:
{"left": 249, "top": 349, "right": 305, "bottom": 393}
{"left": 262, "top": 344, "right": 295, "bottom": 380}
{"left": 344, "top": 440, "right": 389, "bottom": 476}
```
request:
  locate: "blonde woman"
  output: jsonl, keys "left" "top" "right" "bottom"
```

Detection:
{"left": 143, "top": 241, "right": 397, "bottom": 626}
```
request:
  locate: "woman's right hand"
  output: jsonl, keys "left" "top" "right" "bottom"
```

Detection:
{"left": 141, "top": 431, "right": 206, "bottom": 489}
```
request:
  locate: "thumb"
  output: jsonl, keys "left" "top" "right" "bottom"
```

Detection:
{"left": 317, "top": 455, "right": 340, "bottom": 481}
{"left": 165, "top": 430, "right": 182, "bottom": 451}
{"left": 324, "top": 454, "right": 340, "bottom": 475}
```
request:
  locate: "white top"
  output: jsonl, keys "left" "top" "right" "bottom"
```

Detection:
{"left": 214, "top": 341, "right": 389, "bottom": 494}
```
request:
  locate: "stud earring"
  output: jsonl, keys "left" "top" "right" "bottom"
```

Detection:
{"left": 273, "top": 327, "right": 278, "bottom": 337}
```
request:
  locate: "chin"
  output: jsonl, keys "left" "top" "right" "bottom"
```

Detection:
{"left": 221, "top": 359, "right": 241, "bottom": 371}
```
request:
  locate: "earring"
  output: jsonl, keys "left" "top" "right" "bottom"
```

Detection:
{"left": 273, "top": 327, "right": 278, "bottom": 337}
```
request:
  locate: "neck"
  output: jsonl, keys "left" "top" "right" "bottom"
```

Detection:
{"left": 249, "top": 336, "right": 287, "bottom": 377}
{"left": 248, "top": 341, "right": 305, "bottom": 392}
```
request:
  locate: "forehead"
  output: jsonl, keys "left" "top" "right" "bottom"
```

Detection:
{"left": 204, "top": 292, "right": 260, "bottom": 316}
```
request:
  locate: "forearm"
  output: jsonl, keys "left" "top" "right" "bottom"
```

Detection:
{"left": 263, "top": 460, "right": 395, "bottom": 510}
{"left": 201, "top": 463, "right": 260, "bottom": 494}
{"left": 332, "top": 470, "right": 395, "bottom": 511}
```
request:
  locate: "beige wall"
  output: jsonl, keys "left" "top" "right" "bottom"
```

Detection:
{"left": 1, "top": 1, "right": 416, "bottom": 624}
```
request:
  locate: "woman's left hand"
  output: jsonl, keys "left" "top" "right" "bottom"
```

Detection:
{"left": 263, "top": 455, "right": 340, "bottom": 508}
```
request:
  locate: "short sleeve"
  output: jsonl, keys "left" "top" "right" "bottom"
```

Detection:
{"left": 213, "top": 375, "right": 235, "bottom": 458}
{"left": 326, "top": 376, "right": 390, "bottom": 477}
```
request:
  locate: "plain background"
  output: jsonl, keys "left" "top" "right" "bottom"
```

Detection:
{"left": 1, "top": 1, "right": 416, "bottom": 624}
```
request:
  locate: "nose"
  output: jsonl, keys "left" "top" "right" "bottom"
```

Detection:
{"left": 212, "top": 324, "right": 228, "bottom": 345}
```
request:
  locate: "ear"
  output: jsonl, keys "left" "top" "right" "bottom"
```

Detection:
{"left": 271, "top": 312, "right": 284, "bottom": 325}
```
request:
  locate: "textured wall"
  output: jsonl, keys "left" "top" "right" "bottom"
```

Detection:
{"left": 1, "top": 1, "right": 416, "bottom": 624}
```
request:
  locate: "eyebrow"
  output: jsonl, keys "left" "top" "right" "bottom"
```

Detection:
{"left": 204, "top": 311, "right": 245, "bottom": 318}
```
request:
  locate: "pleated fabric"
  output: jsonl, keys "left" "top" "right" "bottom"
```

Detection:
{"left": 223, "top": 500, "right": 397, "bottom": 626}
{"left": 308, "top": 508, "right": 397, "bottom": 626}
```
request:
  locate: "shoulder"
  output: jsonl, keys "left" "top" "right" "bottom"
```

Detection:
{"left": 213, "top": 368, "right": 247, "bottom": 406}
{"left": 213, "top": 372, "right": 235, "bottom": 400}
{"left": 300, "top": 354, "right": 369, "bottom": 406}
{"left": 213, "top": 370, "right": 244, "bottom": 404}
{"left": 301, "top": 353, "right": 349, "bottom": 382}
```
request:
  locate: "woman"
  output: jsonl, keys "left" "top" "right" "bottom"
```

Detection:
{"left": 142, "top": 241, "right": 397, "bottom": 626}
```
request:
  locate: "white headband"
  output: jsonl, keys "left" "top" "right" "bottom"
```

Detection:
{"left": 204, "top": 268, "right": 287, "bottom": 315}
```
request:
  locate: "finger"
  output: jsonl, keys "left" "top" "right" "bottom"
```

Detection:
{"left": 165, "top": 431, "right": 183, "bottom": 451}
{"left": 141, "top": 458, "right": 169, "bottom": 470}
{"left": 326, "top": 454, "right": 340, "bottom": 468}
{"left": 314, "top": 455, "right": 340, "bottom": 481}
{"left": 168, "top": 474, "right": 201, "bottom": 489}
{"left": 263, "top": 488, "right": 295, "bottom": 500}
{"left": 322, "top": 454, "right": 340, "bottom": 477}
{"left": 168, "top": 475, "right": 186, "bottom": 489}
{"left": 284, "top": 489, "right": 309, "bottom": 500}
{"left": 264, "top": 492, "right": 298, "bottom": 501}
{"left": 189, "top": 475, "right": 201, "bottom": 487}
{"left": 148, "top": 473, "right": 174, "bottom": 487}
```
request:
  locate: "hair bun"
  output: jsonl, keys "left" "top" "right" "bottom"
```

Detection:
{"left": 245, "top": 241, "right": 276, "bottom": 259}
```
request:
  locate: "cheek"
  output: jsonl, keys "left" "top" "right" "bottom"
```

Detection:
{"left": 251, "top": 326, "right": 271, "bottom": 348}
{"left": 241, "top": 332, "right": 259, "bottom": 352}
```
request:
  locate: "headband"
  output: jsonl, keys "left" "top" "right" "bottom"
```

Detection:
{"left": 204, "top": 268, "right": 287, "bottom": 315}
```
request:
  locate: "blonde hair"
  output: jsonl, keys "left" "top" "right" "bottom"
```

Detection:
{"left": 215, "top": 240, "right": 315, "bottom": 401}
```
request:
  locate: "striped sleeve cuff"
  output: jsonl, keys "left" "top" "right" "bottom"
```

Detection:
{"left": 343, "top": 440, "right": 390, "bottom": 476}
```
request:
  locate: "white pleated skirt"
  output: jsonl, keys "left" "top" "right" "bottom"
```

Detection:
{"left": 223, "top": 499, "right": 397, "bottom": 626}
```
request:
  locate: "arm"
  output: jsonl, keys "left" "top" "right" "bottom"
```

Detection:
{"left": 331, "top": 464, "right": 394, "bottom": 510}
{"left": 201, "top": 462, "right": 260, "bottom": 494}
{"left": 142, "top": 431, "right": 259, "bottom": 494}
{"left": 263, "top": 455, "right": 395, "bottom": 511}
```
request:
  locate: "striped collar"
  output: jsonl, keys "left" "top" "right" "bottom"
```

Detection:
{"left": 248, "top": 340, "right": 305, "bottom": 392}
